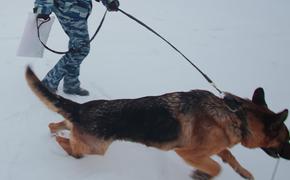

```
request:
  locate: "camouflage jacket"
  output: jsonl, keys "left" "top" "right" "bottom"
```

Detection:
{"left": 34, "top": 0, "right": 114, "bottom": 15}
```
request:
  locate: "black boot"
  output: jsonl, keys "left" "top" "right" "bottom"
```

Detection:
{"left": 63, "top": 87, "right": 89, "bottom": 96}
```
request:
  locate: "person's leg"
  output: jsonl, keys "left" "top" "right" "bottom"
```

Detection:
{"left": 42, "top": 1, "right": 92, "bottom": 95}
{"left": 41, "top": 54, "right": 71, "bottom": 92}
{"left": 62, "top": 20, "right": 90, "bottom": 94}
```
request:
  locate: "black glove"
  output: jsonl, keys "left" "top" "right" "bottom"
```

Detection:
{"left": 36, "top": 14, "right": 50, "bottom": 20}
{"left": 107, "top": 0, "right": 119, "bottom": 11}
{"left": 95, "top": 0, "right": 100, "bottom": 2}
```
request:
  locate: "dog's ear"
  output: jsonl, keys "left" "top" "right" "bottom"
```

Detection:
{"left": 252, "top": 87, "right": 268, "bottom": 107}
{"left": 276, "top": 109, "right": 288, "bottom": 123}
{"left": 271, "top": 109, "right": 288, "bottom": 130}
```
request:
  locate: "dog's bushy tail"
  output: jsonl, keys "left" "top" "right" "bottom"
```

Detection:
{"left": 25, "top": 66, "right": 80, "bottom": 120}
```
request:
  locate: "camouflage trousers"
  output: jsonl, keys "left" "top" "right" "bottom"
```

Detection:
{"left": 42, "top": 0, "right": 92, "bottom": 91}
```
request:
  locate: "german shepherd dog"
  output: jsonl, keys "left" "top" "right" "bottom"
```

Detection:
{"left": 25, "top": 66, "right": 290, "bottom": 180}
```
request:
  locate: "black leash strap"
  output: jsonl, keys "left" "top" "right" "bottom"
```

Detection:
{"left": 37, "top": 8, "right": 223, "bottom": 96}
{"left": 36, "top": 10, "right": 108, "bottom": 55}
{"left": 36, "top": 17, "right": 66, "bottom": 54}
{"left": 118, "top": 8, "right": 224, "bottom": 95}
{"left": 271, "top": 159, "right": 280, "bottom": 180}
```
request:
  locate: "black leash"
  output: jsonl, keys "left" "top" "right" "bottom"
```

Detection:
{"left": 37, "top": 8, "right": 223, "bottom": 96}
{"left": 36, "top": 10, "right": 108, "bottom": 54}
{"left": 118, "top": 8, "right": 224, "bottom": 96}
{"left": 271, "top": 159, "right": 280, "bottom": 180}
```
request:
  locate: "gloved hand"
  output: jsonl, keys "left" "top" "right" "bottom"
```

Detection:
{"left": 103, "top": 0, "right": 119, "bottom": 12}
{"left": 36, "top": 14, "right": 50, "bottom": 20}
{"left": 33, "top": 6, "right": 51, "bottom": 20}
{"left": 95, "top": 0, "right": 100, "bottom": 2}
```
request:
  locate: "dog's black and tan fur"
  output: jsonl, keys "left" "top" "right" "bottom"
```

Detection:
{"left": 26, "top": 66, "right": 290, "bottom": 180}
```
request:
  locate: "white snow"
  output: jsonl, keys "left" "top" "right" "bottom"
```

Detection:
{"left": 0, "top": 0, "right": 290, "bottom": 179}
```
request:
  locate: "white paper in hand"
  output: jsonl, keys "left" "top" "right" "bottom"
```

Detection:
{"left": 17, "top": 12, "right": 55, "bottom": 58}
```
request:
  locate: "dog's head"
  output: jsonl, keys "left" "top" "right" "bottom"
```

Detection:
{"left": 241, "top": 87, "right": 290, "bottom": 160}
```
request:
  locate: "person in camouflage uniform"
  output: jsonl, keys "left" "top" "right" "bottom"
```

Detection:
{"left": 34, "top": 0, "right": 119, "bottom": 96}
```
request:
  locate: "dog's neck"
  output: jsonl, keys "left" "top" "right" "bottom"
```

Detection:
{"left": 223, "top": 95, "right": 250, "bottom": 140}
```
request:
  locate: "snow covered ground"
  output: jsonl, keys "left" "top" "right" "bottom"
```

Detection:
{"left": 0, "top": 0, "right": 290, "bottom": 179}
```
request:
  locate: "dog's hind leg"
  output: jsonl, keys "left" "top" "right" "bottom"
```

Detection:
{"left": 49, "top": 120, "right": 72, "bottom": 134}
{"left": 70, "top": 126, "right": 112, "bottom": 156}
{"left": 218, "top": 149, "right": 254, "bottom": 180}
{"left": 175, "top": 149, "right": 221, "bottom": 179}
{"left": 55, "top": 136, "right": 83, "bottom": 158}
{"left": 55, "top": 126, "right": 111, "bottom": 158}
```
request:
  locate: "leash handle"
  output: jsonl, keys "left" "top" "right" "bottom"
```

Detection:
{"left": 36, "top": 17, "right": 67, "bottom": 54}
{"left": 36, "top": 10, "right": 108, "bottom": 55}
{"left": 118, "top": 8, "right": 224, "bottom": 95}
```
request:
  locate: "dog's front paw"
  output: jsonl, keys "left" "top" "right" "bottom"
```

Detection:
{"left": 191, "top": 170, "right": 212, "bottom": 180}
{"left": 244, "top": 174, "right": 254, "bottom": 180}
{"left": 237, "top": 168, "right": 254, "bottom": 180}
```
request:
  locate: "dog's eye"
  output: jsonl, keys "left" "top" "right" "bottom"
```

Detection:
{"left": 267, "top": 127, "right": 280, "bottom": 139}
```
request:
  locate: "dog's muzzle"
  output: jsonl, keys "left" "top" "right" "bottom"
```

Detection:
{"left": 278, "top": 142, "right": 290, "bottom": 160}
{"left": 262, "top": 142, "right": 290, "bottom": 160}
